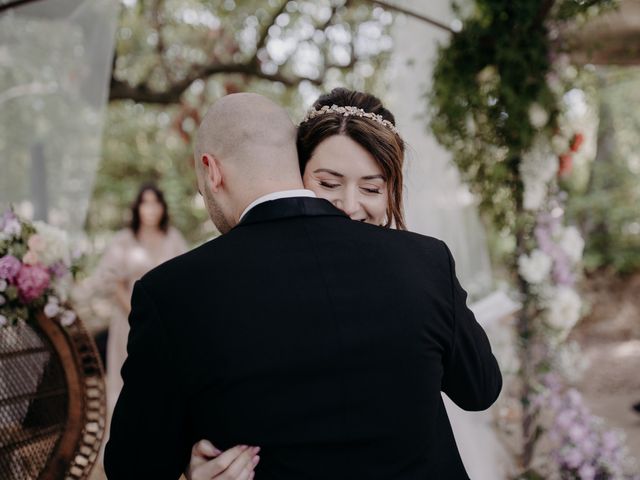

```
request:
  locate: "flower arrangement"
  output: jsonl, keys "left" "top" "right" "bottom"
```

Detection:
{"left": 535, "top": 374, "right": 638, "bottom": 480}
{"left": 429, "top": 0, "right": 635, "bottom": 476}
{"left": 0, "top": 206, "right": 78, "bottom": 328}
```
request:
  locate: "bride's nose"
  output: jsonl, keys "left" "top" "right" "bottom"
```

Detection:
{"left": 334, "top": 190, "right": 361, "bottom": 218}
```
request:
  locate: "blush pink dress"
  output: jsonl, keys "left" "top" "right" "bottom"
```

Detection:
{"left": 89, "top": 227, "right": 188, "bottom": 417}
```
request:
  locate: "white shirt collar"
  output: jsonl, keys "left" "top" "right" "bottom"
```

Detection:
{"left": 239, "top": 189, "right": 317, "bottom": 221}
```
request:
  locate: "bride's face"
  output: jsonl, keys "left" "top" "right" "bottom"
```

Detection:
{"left": 302, "top": 135, "right": 388, "bottom": 225}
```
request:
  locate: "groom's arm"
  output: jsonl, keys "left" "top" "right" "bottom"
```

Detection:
{"left": 439, "top": 242, "right": 503, "bottom": 411}
{"left": 104, "top": 280, "right": 190, "bottom": 479}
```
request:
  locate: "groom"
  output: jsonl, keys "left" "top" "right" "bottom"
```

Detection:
{"left": 104, "top": 93, "right": 502, "bottom": 479}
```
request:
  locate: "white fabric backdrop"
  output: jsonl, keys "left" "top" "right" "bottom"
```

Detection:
{"left": 0, "top": 0, "right": 118, "bottom": 236}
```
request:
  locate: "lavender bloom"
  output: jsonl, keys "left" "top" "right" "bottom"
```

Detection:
{"left": 0, "top": 255, "right": 22, "bottom": 281}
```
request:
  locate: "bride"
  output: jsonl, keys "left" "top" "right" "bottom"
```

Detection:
{"left": 184, "top": 87, "right": 515, "bottom": 480}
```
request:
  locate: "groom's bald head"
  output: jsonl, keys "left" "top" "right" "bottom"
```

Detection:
{"left": 194, "top": 93, "right": 304, "bottom": 233}
{"left": 195, "top": 93, "right": 298, "bottom": 176}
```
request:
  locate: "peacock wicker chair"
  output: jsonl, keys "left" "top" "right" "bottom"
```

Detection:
{"left": 0, "top": 311, "right": 106, "bottom": 480}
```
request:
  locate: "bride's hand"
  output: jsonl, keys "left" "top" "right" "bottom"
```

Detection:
{"left": 185, "top": 440, "right": 260, "bottom": 480}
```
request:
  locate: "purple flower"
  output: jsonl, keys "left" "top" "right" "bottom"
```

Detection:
{"left": 578, "top": 437, "right": 597, "bottom": 457}
{"left": 2, "top": 214, "right": 21, "bottom": 237}
{"left": 0, "top": 209, "right": 16, "bottom": 230}
{"left": 552, "top": 251, "right": 575, "bottom": 286}
{"left": 0, "top": 255, "right": 22, "bottom": 281}
{"left": 563, "top": 448, "right": 583, "bottom": 469}
{"left": 568, "top": 423, "right": 588, "bottom": 443}
{"left": 16, "top": 264, "right": 50, "bottom": 302}
{"left": 602, "top": 431, "right": 620, "bottom": 453}
{"left": 48, "top": 261, "right": 68, "bottom": 279}
{"left": 578, "top": 464, "right": 596, "bottom": 480}
{"left": 555, "top": 410, "right": 575, "bottom": 430}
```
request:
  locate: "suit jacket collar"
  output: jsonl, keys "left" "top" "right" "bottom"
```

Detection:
{"left": 236, "top": 197, "right": 348, "bottom": 227}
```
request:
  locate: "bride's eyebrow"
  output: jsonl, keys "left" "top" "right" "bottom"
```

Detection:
{"left": 314, "top": 168, "right": 343, "bottom": 177}
{"left": 362, "top": 174, "right": 385, "bottom": 180}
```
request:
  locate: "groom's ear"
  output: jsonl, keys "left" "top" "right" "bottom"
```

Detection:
{"left": 201, "top": 153, "right": 223, "bottom": 193}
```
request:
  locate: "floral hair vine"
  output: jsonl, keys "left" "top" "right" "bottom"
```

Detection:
{"left": 302, "top": 104, "right": 400, "bottom": 135}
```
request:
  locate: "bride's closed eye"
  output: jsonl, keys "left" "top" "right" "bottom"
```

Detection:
{"left": 319, "top": 181, "right": 340, "bottom": 189}
{"left": 362, "top": 187, "right": 382, "bottom": 194}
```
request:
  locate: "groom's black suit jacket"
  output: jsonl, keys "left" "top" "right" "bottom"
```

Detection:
{"left": 104, "top": 197, "right": 502, "bottom": 480}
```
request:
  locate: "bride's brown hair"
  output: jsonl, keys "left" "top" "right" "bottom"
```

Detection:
{"left": 297, "top": 88, "right": 406, "bottom": 230}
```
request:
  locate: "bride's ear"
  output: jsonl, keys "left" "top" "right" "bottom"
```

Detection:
{"left": 201, "top": 153, "right": 223, "bottom": 193}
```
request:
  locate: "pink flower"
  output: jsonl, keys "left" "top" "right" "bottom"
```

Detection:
{"left": 23, "top": 250, "right": 40, "bottom": 265}
{"left": 27, "top": 234, "right": 46, "bottom": 253}
{"left": 16, "top": 264, "right": 50, "bottom": 302}
{"left": 0, "top": 255, "right": 22, "bottom": 281}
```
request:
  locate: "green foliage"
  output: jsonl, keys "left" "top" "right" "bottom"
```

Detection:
{"left": 430, "top": 0, "right": 555, "bottom": 231}
{"left": 554, "top": 0, "right": 617, "bottom": 20}
{"left": 86, "top": 0, "right": 394, "bottom": 245}
{"left": 429, "top": 0, "right": 615, "bottom": 233}
{"left": 84, "top": 102, "right": 208, "bottom": 242}
{"left": 566, "top": 68, "right": 640, "bottom": 274}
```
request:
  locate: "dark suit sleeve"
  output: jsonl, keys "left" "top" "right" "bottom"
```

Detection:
{"left": 104, "top": 280, "right": 190, "bottom": 479}
{"left": 440, "top": 241, "right": 503, "bottom": 411}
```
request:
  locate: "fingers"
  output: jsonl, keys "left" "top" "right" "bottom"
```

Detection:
{"left": 194, "top": 439, "right": 222, "bottom": 458}
{"left": 190, "top": 440, "right": 222, "bottom": 470}
{"left": 195, "top": 445, "right": 260, "bottom": 479}
{"left": 236, "top": 462, "right": 257, "bottom": 480}
{"left": 219, "top": 446, "right": 260, "bottom": 479}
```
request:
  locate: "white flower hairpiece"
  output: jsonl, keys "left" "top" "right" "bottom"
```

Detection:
{"left": 302, "top": 104, "right": 400, "bottom": 135}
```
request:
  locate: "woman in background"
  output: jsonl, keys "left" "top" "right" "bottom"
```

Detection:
{"left": 80, "top": 183, "right": 188, "bottom": 418}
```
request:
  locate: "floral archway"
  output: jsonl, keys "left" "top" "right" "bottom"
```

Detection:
{"left": 429, "top": 0, "right": 637, "bottom": 477}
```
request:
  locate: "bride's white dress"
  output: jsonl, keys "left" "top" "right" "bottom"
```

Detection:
{"left": 389, "top": 1, "right": 518, "bottom": 478}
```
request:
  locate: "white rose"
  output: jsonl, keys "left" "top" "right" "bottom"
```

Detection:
{"left": 559, "top": 226, "right": 585, "bottom": 264}
{"left": 518, "top": 249, "right": 553, "bottom": 284}
{"left": 555, "top": 341, "right": 590, "bottom": 384}
{"left": 0, "top": 279, "right": 7, "bottom": 292}
{"left": 520, "top": 135, "right": 559, "bottom": 211}
{"left": 60, "top": 310, "right": 76, "bottom": 327}
{"left": 33, "top": 221, "right": 71, "bottom": 266}
{"left": 0, "top": 294, "right": 5, "bottom": 306}
{"left": 465, "top": 114, "right": 477, "bottom": 136}
{"left": 0, "top": 314, "right": 6, "bottom": 326}
{"left": 528, "top": 103, "right": 549, "bottom": 129}
{"left": 51, "top": 276, "right": 71, "bottom": 302}
{"left": 523, "top": 183, "right": 548, "bottom": 211}
{"left": 551, "top": 134, "right": 570, "bottom": 155}
{"left": 44, "top": 302, "right": 60, "bottom": 318}
{"left": 546, "top": 286, "right": 582, "bottom": 332}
